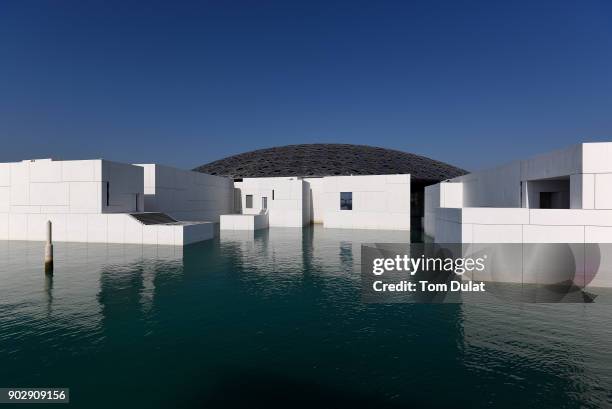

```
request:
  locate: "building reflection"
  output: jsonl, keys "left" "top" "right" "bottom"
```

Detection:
{"left": 96, "top": 244, "right": 184, "bottom": 339}
{"left": 44, "top": 273, "right": 53, "bottom": 317}
{"left": 0, "top": 241, "right": 184, "bottom": 342}
{"left": 214, "top": 226, "right": 411, "bottom": 297}
{"left": 2, "top": 227, "right": 611, "bottom": 407}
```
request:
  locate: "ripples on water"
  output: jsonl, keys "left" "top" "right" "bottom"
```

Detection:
{"left": 0, "top": 226, "right": 611, "bottom": 408}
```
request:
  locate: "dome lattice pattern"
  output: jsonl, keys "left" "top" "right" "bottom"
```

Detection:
{"left": 194, "top": 144, "right": 466, "bottom": 182}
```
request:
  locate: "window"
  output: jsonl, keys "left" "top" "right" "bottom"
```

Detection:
{"left": 340, "top": 192, "right": 352, "bottom": 210}
{"left": 246, "top": 195, "right": 253, "bottom": 209}
{"left": 106, "top": 182, "right": 110, "bottom": 206}
{"left": 262, "top": 197, "right": 267, "bottom": 210}
{"left": 272, "top": 189, "right": 275, "bottom": 200}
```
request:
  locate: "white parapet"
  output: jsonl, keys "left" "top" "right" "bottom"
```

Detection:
{"left": 432, "top": 207, "right": 612, "bottom": 244}
{"left": 0, "top": 213, "right": 214, "bottom": 245}
{"left": 220, "top": 212, "right": 269, "bottom": 231}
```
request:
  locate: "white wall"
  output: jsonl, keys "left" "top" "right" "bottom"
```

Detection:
{"left": 424, "top": 182, "right": 463, "bottom": 237}
{"left": 431, "top": 206, "right": 612, "bottom": 287}
{"left": 220, "top": 213, "right": 269, "bottom": 230}
{"left": 321, "top": 175, "right": 411, "bottom": 230}
{"left": 234, "top": 177, "right": 307, "bottom": 227}
{"left": 448, "top": 143, "right": 584, "bottom": 209}
{"left": 304, "top": 177, "right": 326, "bottom": 223}
{"left": 570, "top": 174, "right": 595, "bottom": 209}
{"left": 0, "top": 212, "right": 212, "bottom": 245}
{"left": 0, "top": 159, "right": 143, "bottom": 215}
{"left": 433, "top": 207, "right": 612, "bottom": 244}
{"left": 520, "top": 143, "right": 583, "bottom": 180}
{"left": 102, "top": 160, "right": 144, "bottom": 213}
{"left": 425, "top": 143, "right": 612, "bottom": 241}
{"left": 232, "top": 175, "right": 412, "bottom": 231}
{"left": 454, "top": 162, "right": 522, "bottom": 208}
{"left": 424, "top": 184, "right": 440, "bottom": 237}
{"left": 0, "top": 158, "right": 215, "bottom": 245}
{"left": 0, "top": 159, "right": 102, "bottom": 214}
{"left": 137, "top": 164, "right": 233, "bottom": 222}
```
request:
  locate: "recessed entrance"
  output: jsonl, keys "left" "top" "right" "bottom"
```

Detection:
{"left": 527, "top": 177, "right": 570, "bottom": 209}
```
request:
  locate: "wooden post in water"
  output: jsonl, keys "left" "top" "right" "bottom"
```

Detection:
{"left": 44, "top": 220, "right": 53, "bottom": 274}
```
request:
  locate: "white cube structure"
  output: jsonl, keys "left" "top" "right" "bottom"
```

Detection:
{"left": 234, "top": 177, "right": 309, "bottom": 227}
{"left": 0, "top": 158, "right": 228, "bottom": 245}
{"left": 316, "top": 175, "right": 411, "bottom": 230}
{"left": 424, "top": 143, "right": 612, "bottom": 244}
{"left": 223, "top": 174, "right": 411, "bottom": 231}
{"left": 137, "top": 163, "right": 234, "bottom": 222}
{"left": 1, "top": 158, "right": 418, "bottom": 242}
{"left": 421, "top": 142, "right": 612, "bottom": 288}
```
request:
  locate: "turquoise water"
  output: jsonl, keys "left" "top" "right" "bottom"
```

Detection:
{"left": 1, "top": 226, "right": 611, "bottom": 408}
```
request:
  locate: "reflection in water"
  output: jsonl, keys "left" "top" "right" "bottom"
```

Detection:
{"left": 44, "top": 273, "right": 53, "bottom": 317}
{"left": 339, "top": 241, "right": 353, "bottom": 275}
{"left": 0, "top": 228, "right": 611, "bottom": 408}
{"left": 461, "top": 302, "right": 612, "bottom": 407}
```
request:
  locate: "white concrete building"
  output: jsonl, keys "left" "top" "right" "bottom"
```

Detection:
{"left": 0, "top": 147, "right": 440, "bottom": 243}
{"left": 233, "top": 177, "right": 310, "bottom": 227}
{"left": 425, "top": 142, "right": 612, "bottom": 244}
{"left": 313, "top": 175, "right": 411, "bottom": 230}
{"left": 0, "top": 158, "right": 415, "bottom": 243}
{"left": 423, "top": 142, "right": 612, "bottom": 287}
{"left": 0, "top": 158, "right": 233, "bottom": 245}
{"left": 200, "top": 144, "right": 467, "bottom": 232}
{"left": 221, "top": 174, "right": 412, "bottom": 231}
{"left": 138, "top": 163, "right": 234, "bottom": 222}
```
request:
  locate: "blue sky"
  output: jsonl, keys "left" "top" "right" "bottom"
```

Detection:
{"left": 1, "top": 0, "right": 611, "bottom": 171}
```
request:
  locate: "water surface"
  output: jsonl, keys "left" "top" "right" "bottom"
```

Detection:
{"left": 0, "top": 226, "right": 611, "bottom": 408}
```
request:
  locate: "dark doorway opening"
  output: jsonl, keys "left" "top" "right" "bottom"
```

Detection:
{"left": 539, "top": 192, "right": 564, "bottom": 209}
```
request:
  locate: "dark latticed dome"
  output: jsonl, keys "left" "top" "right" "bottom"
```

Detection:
{"left": 194, "top": 144, "right": 466, "bottom": 182}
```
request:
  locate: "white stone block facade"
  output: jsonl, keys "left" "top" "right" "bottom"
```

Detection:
{"left": 137, "top": 164, "right": 233, "bottom": 222}
{"left": 226, "top": 174, "right": 411, "bottom": 231}
{"left": 0, "top": 159, "right": 218, "bottom": 245}
{"left": 220, "top": 213, "right": 269, "bottom": 231}
{"left": 0, "top": 159, "right": 143, "bottom": 215}
{"left": 317, "top": 175, "right": 411, "bottom": 230}
{"left": 425, "top": 142, "right": 612, "bottom": 244}
{"left": 2, "top": 159, "right": 415, "bottom": 243}
{"left": 234, "top": 178, "right": 308, "bottom": 227}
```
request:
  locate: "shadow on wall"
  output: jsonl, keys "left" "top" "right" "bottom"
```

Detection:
{"left": 234, "top": 187, "right": 242, "bottom": 213}
{"left": 309, "top": 189, "right": 314, "bottom": 224}
{"left": 143, "top": 193, "right": 156, "bottom": 211}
